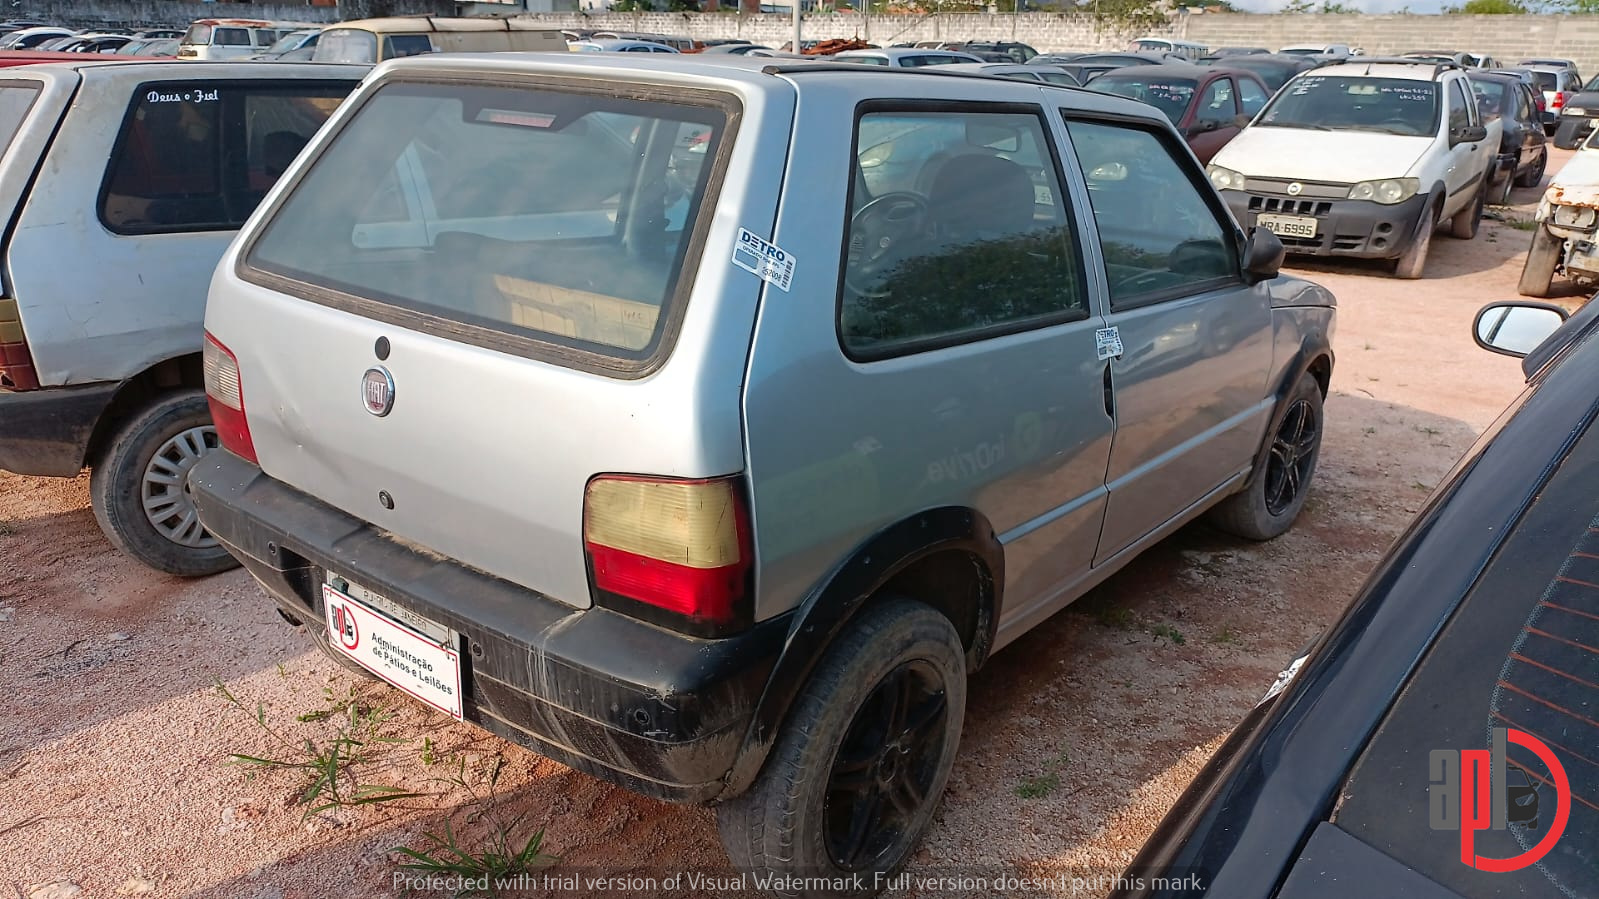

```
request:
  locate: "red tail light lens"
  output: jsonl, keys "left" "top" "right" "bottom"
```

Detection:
{"left": 203, "top": 332, "right": 257, "bottom": 464}
{"left": 0, "top": 298, "right": 38, "bottom": 390}
{"left": 584, "top": 475, "right": 752, "bottom": 634}
{"left": 1554, "top": 92, "right": 1568, "bottom": 109}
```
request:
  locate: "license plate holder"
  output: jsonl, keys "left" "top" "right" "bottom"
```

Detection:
{"left": 322, "top": 578, "right": 463, "bottom": 720}
{"left": 1258, "top": 213, "right": 1318, "bottom": 239}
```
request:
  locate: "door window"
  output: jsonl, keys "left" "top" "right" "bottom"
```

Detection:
{"left": 213, "top": 28, "right": 251, "bottom": 47}
{"left": 1196, "top": 78, "right": 1236, "bottom": 123}
{"left": 383, "top": 35, "right": 434, "bottom": 59}
{"left": 1237, "top": 77, "right": 1268, "bottom": 116}
{"left": 1064, "top": 118, "right": 1239, "bottom": 309}
{"left": 99, "top": 81, "right": 355, "bottom": 234}
{"left": 1449, "top": 79, "right": 1472, "bottom": 133}
{"left": 838, "top": 107, "right": 1088, "bottom": 358}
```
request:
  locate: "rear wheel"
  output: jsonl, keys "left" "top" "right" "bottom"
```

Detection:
{"left": 1518, "top": 226, "right": 1562, "bottom": 298}
{"left": 718, "top": 599, "right": 966, "bottom": 898}
{"left": 1208, "top": 373, "right": 1323, "bottom": 542}
{"left": 1515, "top": 149, "right": 1547, "bottom": 189}
{"left": 1391, "top": 202, "right": 1437, "bottom": 280}
{"left": 1449, "top": 184, "right": 1485, "bottom": 239}
{"left": 1495, "top": 167, "right": 1515, "bottom": 206}
{"left": 90, "top": 389, "right": 239, "bottom": 577}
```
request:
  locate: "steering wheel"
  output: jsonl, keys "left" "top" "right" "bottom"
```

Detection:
{"left": 845, "top": 192, "right": 930, "bottom": 297}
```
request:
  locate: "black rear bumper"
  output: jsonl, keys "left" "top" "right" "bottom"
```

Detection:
{"left": 0, "top": 382, "right": 118, "bottom": 477}
{"left": 188, "top": 451, "right": 787, "bottom": 804}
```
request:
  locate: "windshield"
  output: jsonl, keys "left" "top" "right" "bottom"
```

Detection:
{"left": 1092, "top": 75, "right": 1196, "bottom": 123}
{"left": 1130, "top": 40, "right": 1169, "bottom": 52}
{"left": 247, "top": 80, "right": 731, "bottom": 363}
{"left": 182, "top": 24, "right": 211, "bottom": 45}
{"left": 313, "top": 28, "right": 376, "bottom": 64}
{"left": 264, "top": 31, "right": 307, "bottom": 55}
{"left": 1471, "top": 78, "right": 1508, "bottom": 114}
{"left": 1334, "top": 415, "right": 1599, "bottom": 899}
{"left": 1259, "top": 75, "right": 1438, "bottom": 135}
{"left": 1230, "top": 61, "right": 1294, "bottom": 92}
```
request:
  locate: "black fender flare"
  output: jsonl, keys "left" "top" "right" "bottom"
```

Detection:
{"left": 718, "top": 505, "right": 1003, "bottom": 799}
{"left": 1243, "top": 332, "right": 1334, "bottom": 495}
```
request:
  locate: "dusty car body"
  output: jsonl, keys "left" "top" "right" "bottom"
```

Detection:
{"left": 190, "top": 53, "right": 1335, "bottom": 895}
{"left": 1519, "top": 134, "right": 1599, "bottom": 297}
{"left": 0, "top": 60, "right": 362, "bottom": 574}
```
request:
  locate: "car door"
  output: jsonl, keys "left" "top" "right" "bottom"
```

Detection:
{"left": 1517, "top": 85, "right": 1541, "bottom": 168}
{"left": 1187, "top": 76, "right": 1242, "bottom": 163}
{"left": 1442, "top": 77, "right": 1480, "bottom": 217}
{"left": 1058, "top": 115, "right": 1274, "bottom": 565}
{"left": 745, "top": 101, "right": 1116, "bottom": 643}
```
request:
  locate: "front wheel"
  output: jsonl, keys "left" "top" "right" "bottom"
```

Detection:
{"left": 90, "top": 389, "right": 239, "bottom": 577}
{"left": 1515, "top": 149, "right": 1547, "bottom": 189}
{"left": 718, "top": 599, "right": 966, "bottom": 898}
{"left": 1391, "top": 202, "right": 1437, "bottom": 280}
{"left": 1208, "top": 372, "right": 1323, "bottom": 542}
{"left": 1448, "top": 184, "right": 1485, "bottom": 239}
{"left": 1518, "top": 226, "right": 1562, "bottom": 298}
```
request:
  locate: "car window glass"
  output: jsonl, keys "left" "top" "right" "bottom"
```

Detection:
{"left": 838, "top": 109, "right": 1087, "bottom": 358}
{"left": 1471, "top": 78, "right": 1506, "bottom": 117}
{"left": 383, "top": 34, "right": 433, "bottom": 59}
{"left": 214, "top": 28, "right": 250, "bottom": 47}
{"left": 1518, "top": 87, "right": 1533, "bottom": 120}
{"left": 1261, "top": 75, "right": 1439, "bottom": 136}
{"left": 1092, "top": 75, "right": 1196, "bottom": 124}
{"left": 248, "top": 82, "right": 728, "bottom": 362}
{"left": 315, "top": 29, "right": 377, "bottom": 64}
{"left": 0, "top": 84, "right": 38, "bottom": 159}
{"left": 1039, "top": 72, "right": 1079, "bottom": 86}
{"left": 1238, "top": 77, "right": 1268, "bottom": 116}
{"left": 1196, "top": 78, "right": 1236, "bottom": 122}
{"left": 100, "top": 82, "right": 353, "bottom": 234}
{"left": 1065, "top": 118, "right": 1239, "bottom": 308}
{"left": 183, "top": 24, "right": 212, "bottom": 45}
{"left": 1449, "top": 79, "right": 1471, "bottom": 132}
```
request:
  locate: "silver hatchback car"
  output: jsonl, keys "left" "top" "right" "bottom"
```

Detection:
{"left": 191, "top": 55, "right": 1335, "bottom": 893}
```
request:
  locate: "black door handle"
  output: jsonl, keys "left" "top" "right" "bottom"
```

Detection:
{"left": 1103, "top": 361, "right": 1115, "bottom": 420}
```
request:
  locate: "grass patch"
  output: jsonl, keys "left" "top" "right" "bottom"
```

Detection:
{"left": 1096, "top": 606, "right": 1139, "bottom": 631}
{"left": 1014, "top": 750, "right": 1071, "bottom": 800}
{"left": 217, "top": 681, "right": 425, "bottom": 819}
{"left": 1148, "top": 623, "right": 1187, "bottom": 646}
{"left": 1506, "top": 218, "right": 1539, "bottom": 232}
{"left": 395, "top": 755, "right": 558, "bottom": 897}
{"left": 1212, "top": 626, "right": 1241, "bottom": 645}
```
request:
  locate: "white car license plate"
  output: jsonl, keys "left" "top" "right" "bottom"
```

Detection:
{"left": 322, "top": 582, "right": 463, "bottom": 720}
{"left": 1258, "top": 213, "right": 1318, "bottom": 239}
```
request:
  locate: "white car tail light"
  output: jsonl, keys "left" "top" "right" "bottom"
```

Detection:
{"left": 203, "top": 332, "right": 256, "bottom": 463}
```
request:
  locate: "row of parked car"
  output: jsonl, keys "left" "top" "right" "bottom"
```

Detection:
{"left": 0, "top": 33, "right": 1589, "bottom": 899}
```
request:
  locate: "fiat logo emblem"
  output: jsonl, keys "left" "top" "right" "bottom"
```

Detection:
{"left": 362, "top": 367, "right": 395, "bottom": 417}
{"left": 1287, "top": 182, "right": 1304, "bottom": 196}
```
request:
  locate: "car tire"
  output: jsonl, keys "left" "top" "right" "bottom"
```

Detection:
{"left": 1207, "top": 372, "right": 1323, "bottom": 542}
{"left": 90, "top": 389, "right": 239, "bottom": 577}
{"left": 718, "top": 598, "right": 966, "bottom": 898}
{"left": 1449, "top": 184, "right": 1484, "bottom": 239}
{"left": 1391, "top": 202, "right": 1437, "bottom": 280}
{"left": 1518, "top": 226, "right": 1562, "bottom": 298}
{"left": 1495, "top": 168, "right": 1515, "bottom": 207}
{"left": 1515, "top": 149, "right": 1547, "bottom": 189}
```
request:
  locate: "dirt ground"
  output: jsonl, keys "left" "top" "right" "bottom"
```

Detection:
{"left": 1, "top": 150, "right": 1582, "bottom": 899}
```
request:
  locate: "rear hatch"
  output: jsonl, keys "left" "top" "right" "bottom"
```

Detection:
{"left": 207, "top": 64, "right": 774, "bottom": 611}
{"left": 0, "top": 69, "right": 75, "bottom": 389}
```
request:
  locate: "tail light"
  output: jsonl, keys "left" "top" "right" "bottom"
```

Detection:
{"left": 203, "top": 332, "right": 257, "bottom": 464}
{"left": 1535, "top": 93, "right": 1547, "bottom": 112}
{"left": 1554, "top": 91, "right": 1568, "bottom": 110}
{"left": 0, "top": 298, "right": 38, "bottom": 390}
{"left": 584, "top": 475, "right": 753, "bottom": 635}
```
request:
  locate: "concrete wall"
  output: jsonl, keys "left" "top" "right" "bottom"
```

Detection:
{"left": 15, "top": 0, "right": 447, "bottom": 30}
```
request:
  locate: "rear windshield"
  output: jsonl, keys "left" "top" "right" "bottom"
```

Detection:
{"left": 182, "top": 24, "right": 211, "bottom": 45}
{"left": 314, "top": 28, "right": 377, "bottom": 64}
{"left": 246, "top": 81, "right": 731, "bottom": 367}
{"left": 1533, "top": 71, "right": 1558, "bottom": 91}
{"left": 0, "top": 84, "right": 38, "bottom": 159}
{"left": 1092, "top": 75, "right": 1196, "bottom": 123}
{"left": 1259, "top": 75, "right": 1439, "bottom": 136}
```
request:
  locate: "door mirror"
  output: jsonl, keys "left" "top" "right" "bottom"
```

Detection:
{"left": 1242, "top": 227, "right": 1284, "bottom": 283}
{"left": 1451, "top": 124, "right": 1488, "bottom": 145}
{"left": 1188, "top": 118, "right": 1221, "bottom": 136}
{"left": 1473, "top": 301, "right": 1568, "bottom": 357}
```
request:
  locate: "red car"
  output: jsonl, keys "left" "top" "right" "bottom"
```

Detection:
{"left": 0, "top": 50, "right": 150, "bottom": 68}
{"left": 1089, "top": 63, "right": 1272, "bottom": 163}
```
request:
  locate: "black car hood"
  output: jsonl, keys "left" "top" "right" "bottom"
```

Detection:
{"left": 1564, "top": 90, "right": 1599, "bottom": 110}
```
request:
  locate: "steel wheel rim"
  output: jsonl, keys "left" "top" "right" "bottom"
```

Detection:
{"left": 823, "top": 659, "right": 949, "bottom": 872}
{"left": 141, "top": 425, "right": 219, "bottom": 548}
{"left": 1264, "top": 399, "right": 1317, "bottom": 517}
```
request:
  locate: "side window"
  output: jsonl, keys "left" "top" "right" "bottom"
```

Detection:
{"left": 838, "top": 108, "right": 1088, "bottom": 358}
{"left": 383, "top": 35, "right": 434, "bottom": 59}
{"left": 1448, "top": 79, "right": 1471, "bottom": 132}
{"left": 1518, "top": 87, "right": 1533, "bottom": 120}
{"left": 1196, "top": 78, "right": 1236, "bottom": 123}
{"left": 1064, "top": 118, "right": 1239, "bottom": 309}
{"left": 100, "top": 82, "right": 353, "bottom": 234}
{"left": 213, "top": 28, "right": 250, "bottom": 47}
{"left": 1238, "top": 78, "right": 1268, "bottom": 116}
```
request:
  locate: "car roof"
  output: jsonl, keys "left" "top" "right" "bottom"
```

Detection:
{"left": 371, "top": 52, "right": 1166, "bottom": 121}
{"left": 1092, "top": 62, "right": 1223, "bottom": 80}
{"left": 835, "top": 48, "right": 977, "bottom": 59}
{"left": 1313, "top": 59, "right": 1457, "bottom": 81}
{"left": 2, "top": 59, "right": 368, "bottom": 81}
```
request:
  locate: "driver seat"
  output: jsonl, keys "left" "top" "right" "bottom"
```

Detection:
{"left": 926, "top": 154, "right": 1036, "bottom": 246}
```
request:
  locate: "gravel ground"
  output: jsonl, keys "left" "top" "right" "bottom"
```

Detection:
{"left": 0, "top": 150, "right": 1581, "bottom": 899}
